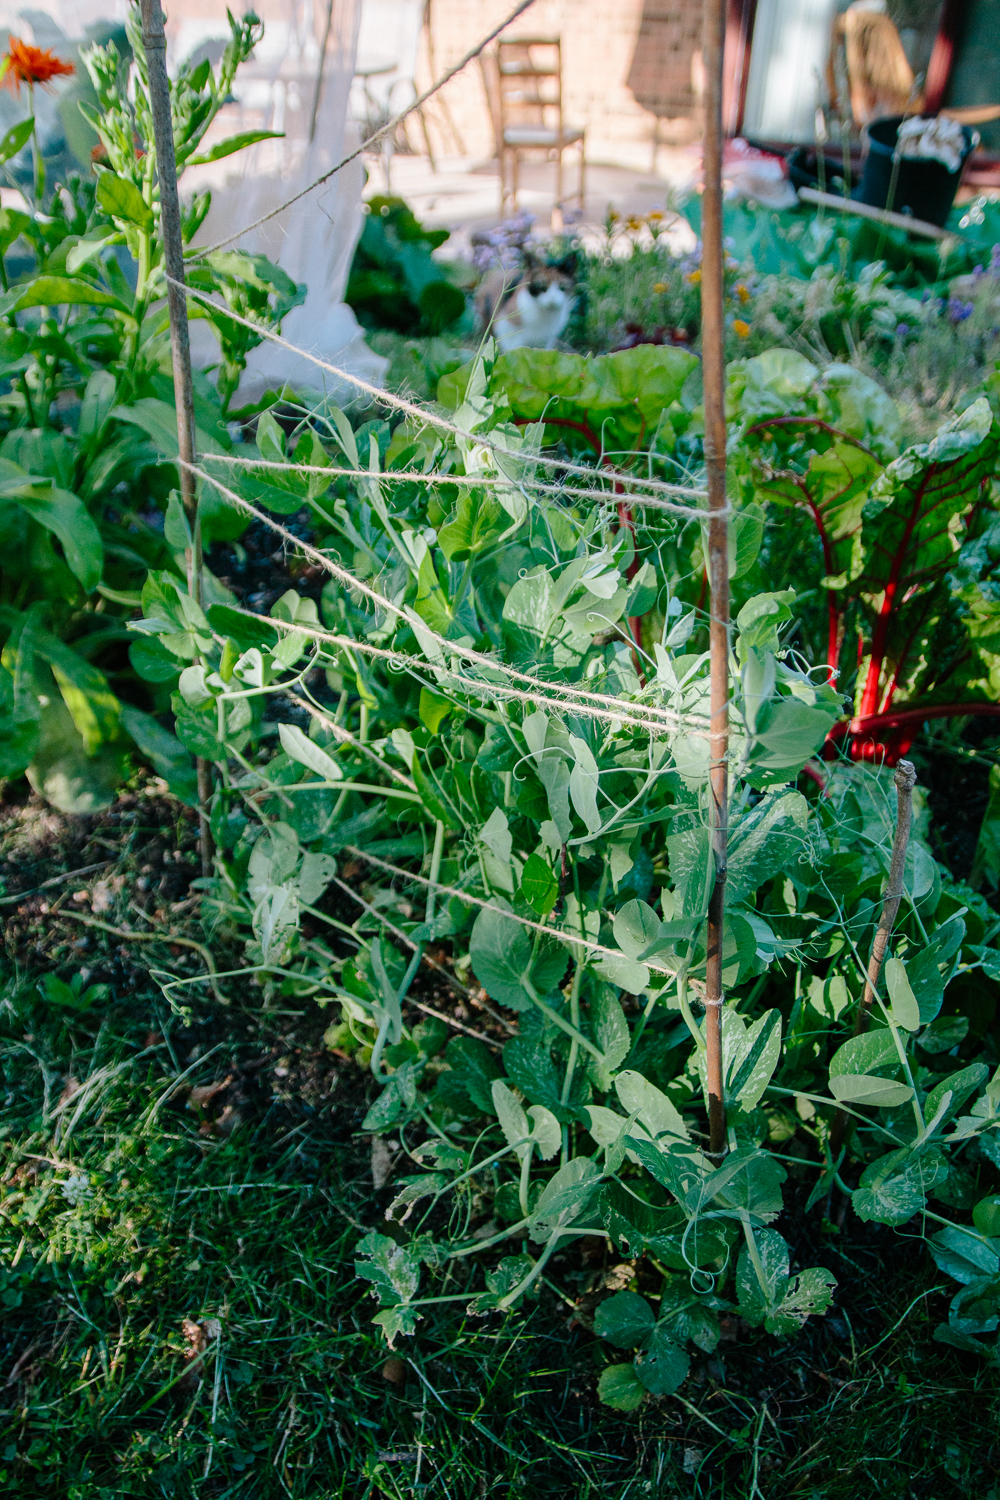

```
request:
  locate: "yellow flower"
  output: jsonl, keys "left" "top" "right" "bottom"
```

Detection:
{"left": 626, "top": 215, "right": 642, "bottom": 231}
{"left": 685, "top": 269, "right": 701, "bottom": 285}
{"left": 647, "top": 210, "right": 664, "bottom": 222}
{"left": 653, "top": 282, "right": 667, "bottom": 295}
{"left": 735, "top": 283, "right": 751, "bottom": 304}
{"left": 733, "top": 319, "right": 750, "bottom": 337}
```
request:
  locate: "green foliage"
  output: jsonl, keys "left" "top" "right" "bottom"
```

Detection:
{"left": 0, "top": 12, "right": 301, "bottom": 812}
{"left": 109, "top": 329, "right": 1000, "bottom": 1412}
{"left": 346, "top": 196, "right": 467, "bottom": 336}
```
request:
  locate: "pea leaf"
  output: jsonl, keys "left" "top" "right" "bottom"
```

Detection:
{"left": 634, "top": 1324, "right": 691, "bottom": 1394}
{"left": 597, "top": 1362, "right": 647, "bottom": 1410}
{"left": 594, "top": 1289, "right": 655, "bottom": 1349}
{"left": 829, "top": 1073, "right": 913, "bottom": 1107}
{"left": 885, "top": 955, "right": 919, "bottom": 1031}
{"left": 186, "top": 129, "right": 285, "bottom": 165}
{"left": 278, "top": 722, "right": 343, "bottom": 782}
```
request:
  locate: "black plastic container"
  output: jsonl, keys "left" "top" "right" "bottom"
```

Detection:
{"left": 858, "top": 115, "right": 975, "bottom": 226}
{"left": 785, "top": 145, "right": 857, "bottom": 195}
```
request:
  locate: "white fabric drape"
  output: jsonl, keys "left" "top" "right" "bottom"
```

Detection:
{"left": 2, "top": 0, "right": 384, "bottom": 402}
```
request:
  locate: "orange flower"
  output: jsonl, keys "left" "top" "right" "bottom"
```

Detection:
{"left": 685, "top": 269, "right": 701, "bottom": 285}
{"left": 1, "top": 36, "right": 75, "bottom": 94}
{"left": 733, "top": 318, "right": 750, "bottom": 337}
{"left": 735, "top": 283, "right": 751, "bottom": 304}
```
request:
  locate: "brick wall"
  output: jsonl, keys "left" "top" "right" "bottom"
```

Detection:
{"left": 413, "top": 0, "right": 701, "bottom": 169}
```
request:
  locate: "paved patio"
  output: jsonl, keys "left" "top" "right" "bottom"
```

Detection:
{"left": 362, "top": 149, "right": 702, "bottom": 256}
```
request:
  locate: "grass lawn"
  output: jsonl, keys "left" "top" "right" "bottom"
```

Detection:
{"left": 1, "top": 787, "right": 998, "bottom": 1499}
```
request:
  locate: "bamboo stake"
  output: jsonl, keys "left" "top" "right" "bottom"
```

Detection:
{"left": 701, "top": 0, "right": 730, "bottom": 1160}
{"left": 139, "top": 0, "right": 214, "bottom": 879}
{"left": 829, "top": 759, "right": 916, "bottom": 1155}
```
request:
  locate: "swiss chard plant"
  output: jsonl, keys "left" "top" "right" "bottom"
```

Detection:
{"left": 0, "top": 12, "right": 302, "bottom": 812}
{"left": 728, "top": 349, "right": 1000, "bottom": 765}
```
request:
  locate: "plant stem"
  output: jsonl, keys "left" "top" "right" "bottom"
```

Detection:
{"left": 829, "top": 759, "right": 916, "bottom": 1154}
{"left": 700, "top": 0, "right": 730, "bottom": 1162}
{"left": 139, "top": 0, "right": 212, "bottom": 879}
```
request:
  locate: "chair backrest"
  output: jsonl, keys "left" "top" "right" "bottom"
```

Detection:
{"left": 837, "top": 7, "right": 919, "bottom": 125}
{"left": 497, "top": 37, "right": 565, "bottom": 136}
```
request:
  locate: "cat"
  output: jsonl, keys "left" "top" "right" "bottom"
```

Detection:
{"left": 475, "top": 249, "right": 578, "bottom": 352}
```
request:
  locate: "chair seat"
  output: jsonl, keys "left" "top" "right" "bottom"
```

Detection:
{"left": 502, "top": 125, "right": 584, "bottom": 148}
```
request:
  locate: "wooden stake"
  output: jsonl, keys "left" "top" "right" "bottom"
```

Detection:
{"left": 701, "top": 0, "right": 730, "bottom": 1160}
{"left": 139, "top": 0, "right": 214, "bottom": 879}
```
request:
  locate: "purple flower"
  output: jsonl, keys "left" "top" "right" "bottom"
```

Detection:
{"left": 991, "top": 243, "right": 1000, "bottom": 276}
{"left": 896, "top": 322, "right": 910, "bottom": 337}
{"left": 947, "top": 297, "right": 974, "bottom": 324}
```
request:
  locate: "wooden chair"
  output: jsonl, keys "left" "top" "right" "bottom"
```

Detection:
{"left": 828, "top": 5, "right": 1000, "bottom": 128}
{"left": 491, "top": 38, "right": 585, "bottom": 225}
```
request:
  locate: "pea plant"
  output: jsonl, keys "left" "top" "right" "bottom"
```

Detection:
{"left": 121, "top": 335, "right": 1000, "bottom": 1404}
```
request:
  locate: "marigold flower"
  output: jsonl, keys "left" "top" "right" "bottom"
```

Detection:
{"left": 1, "top": 36, "right": 75, "bottom": 93}
{"left": 733, "top": 318, "right": 750, "bottom": 337}
{"left": 735, "top": 283, "right": 751, "bottom": 303}
{"left": 685, "top": 269, "right": 701, "bottom": 285}
{"left": 653, "top": 282, "right": 667, "bottom": 295}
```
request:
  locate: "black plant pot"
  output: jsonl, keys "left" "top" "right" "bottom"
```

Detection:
{"left": 858, "top": 115, "right": 975, "bottom": 227}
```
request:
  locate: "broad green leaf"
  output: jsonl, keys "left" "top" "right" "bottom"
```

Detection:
{"left": 438, "top": 488, "right": 508, "bottom": 560}
{"left": 594, "top": 1290, "right": 655, "bottom": 1349}
{"left": 519, "top": 851, "right": 558, "bottom": 916}
{"left": 492, "top": 1079, "right": 529, "bottom": 1158}
{"left": 468, "top": 1253, "right": 537, "bottom": 1312}
{"left": 436, "top": 1036, "right": 503, "bottom": 1115}
{"left": 469, "top": 900, "right": 565, "bottom": 1011}
{"left": 925, "top": 1063, "right": 989, "bottom": 1125}
{"left": 9, "top": 481, "right": 103, "bottom": 593}
{"left": 597, "top": 1362, "right": 647, "bottom": 1410}
{"left": 186, "top": 129, "right": 285, "bottom": 165}
{"left": 567, "top": 734, "right": 601, "bottom": 833}
{"left": 529, "top": 1158, "right": 601, "bottom": 1242}
{"left": 973, "top": 1196, "right": 1000, "bottom": 1239}
{"left": 885, "top": 955, "right": 919, "bottom": 1031}
{"left": 615, "top": 1069, "right": 689, "bottom": 1143}
{"left": 13, "top": 276, "right": 129, "bottom": 314}
{"left": 852, "top": 1146, "right": 949, "bottom": 1225}
{"left": 707, "top": 1146, "right": 785, "bottom": 1221}
{"left": 586, "top": 988, "right": 630, "bottom": 1089}
{"left": 96, "top": 170, "right": 153, "bottom": 231}
{"left": 278, "top": 722, "right": 343, "bottom": 782}
{"left": 355, "top": 1231, "right": 422, "bottom": 1305}
{"left": 25, "top": 695, "right": 125, "bottom": 814}
{"left": 0, "top": 118, "right": 33, "bottom": 165}
{"left": 736, "top": 1226, "right": 788, "bottom": 1326}
{"left": 727, "top": 1009, "right": 782, "bottom": 1110}
{"left": 38, "top": 634, "right": 120, "bottom": 753}
{"left": 613, "top": 899, "right": 661, "bottom": 960}
{"left": 828, "top": 1029, "right": 898, "bottom": 1078}
{"left": 928, "top": 1225, "right": 1000, "bottom": 1284}
{"left": 658, "top": 1278, "right": 723, "bottom": 1352}
{"left": 829, "top": 1073, "right": 913, "bottom": 1107}
{"left": 634, "top": 1325, "right": 691, "bottom": 1394}
{"left": 852, "top": 397, "right": 998, "bottom": 718}
{"left": 527, "top": 1104, "right": 561, "bottom": 1160}
{"left": 119, "top": 705, "right": 197, "bottom": 805}
{"left": 371, "top": 1305, "right": 421, "bottom": 1346}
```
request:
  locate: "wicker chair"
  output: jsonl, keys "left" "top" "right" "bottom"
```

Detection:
{"left": 829, "top": 5, "right": 1000, "bottom": 128}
